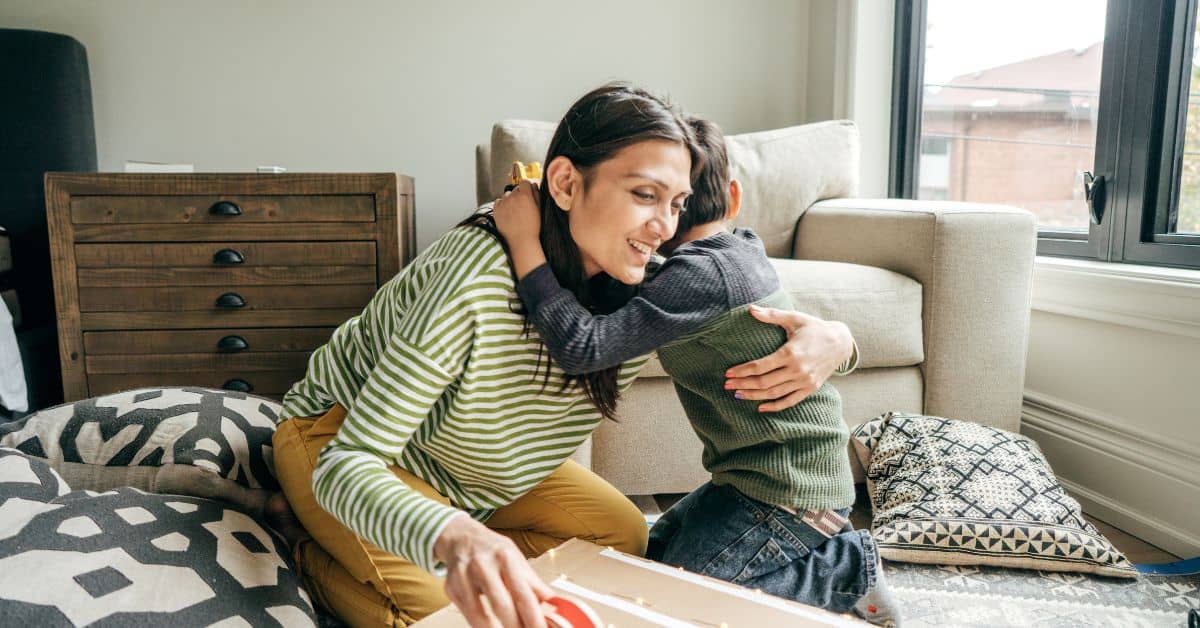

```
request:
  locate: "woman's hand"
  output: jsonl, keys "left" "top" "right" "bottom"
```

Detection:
{"left": 493, "top": 181, "right": 547, "bottom": 280}
{"left": 724, "top": 306, "right": 855, "bottom": 412}
{"left": 434, "top": 514, "right": 553, "bottom": 628}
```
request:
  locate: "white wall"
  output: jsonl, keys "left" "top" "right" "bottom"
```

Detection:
{"left": 1023, "top": 260, "right": 1200, "bottom": 556}
{"left": 1, "top": 0, "right": 811, "bottom": 250}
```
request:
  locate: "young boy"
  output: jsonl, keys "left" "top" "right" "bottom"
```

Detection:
{"left": 493, "top": 117, "right": 899, "bottom": 627}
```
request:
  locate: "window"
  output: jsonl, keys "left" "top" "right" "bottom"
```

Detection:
{"left": 891, "top": 0, "right": 1200, "bottom": 269}
{"left": 1175, "top": 17, "right": 1200, "bottom": 235}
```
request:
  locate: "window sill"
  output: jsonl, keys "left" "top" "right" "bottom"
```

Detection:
{"left": 1031, "top": 256, "right": 1200, "bottom": 338}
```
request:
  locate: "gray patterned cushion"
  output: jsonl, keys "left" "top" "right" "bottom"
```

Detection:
{"left": 0, "top": 387, "right": 281, "bottom": 515}
{"left": 0, "top": 446, "right": 70, "bottom": 503}
{"left": 0, "top": 473, "right": 315, "bottom": 626}
{"left": 850, "top": 412, "right": 1137, "bottom": 578}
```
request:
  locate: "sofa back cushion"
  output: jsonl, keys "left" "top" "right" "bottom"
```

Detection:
{"left": 478, "top": 119, "right": 860, "bottom": 258}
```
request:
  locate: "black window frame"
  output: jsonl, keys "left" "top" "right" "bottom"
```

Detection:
{"left": 890, "top": 0, "right": 1200, "bottom": 270}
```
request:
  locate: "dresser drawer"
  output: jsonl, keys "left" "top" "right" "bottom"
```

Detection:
{"left": 79, "top": 308, "right": 361, "bottom": 330}
{"left": 77, "top": 264, "right": 376, "bottom": 288}
{"left": 86, "top": 351, "right": 312, "bottom": 374}
{"left": 71, "top": 195, "right": 375, "bottom": 224}
{"left": 85, "top": 353, "right": 313, "bottom": 398}
{"left": 88, "top": 370, "right": 307, "bottom": 398}
{"left": 71, "top": 223, "right": 385, "bottom": 243}
{"left": 78, "top": 285, "right": 376, "bottom": 312}
{"left": 84, "top": 328, "right": 335, "bottom": 355}
{"left": 75, "top": 241, "right": 376, "bottom": 267}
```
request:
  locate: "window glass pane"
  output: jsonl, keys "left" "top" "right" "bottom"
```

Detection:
{"left": 1175, "top": 13, "right": 1200, "bottom": 234}
{"left": 919, "top": 0, "right": 1106, "bottom": 231}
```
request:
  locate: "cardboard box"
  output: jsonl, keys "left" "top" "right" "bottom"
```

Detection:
{"left": 414, "top": 538, "right": 868, "bottom": 627}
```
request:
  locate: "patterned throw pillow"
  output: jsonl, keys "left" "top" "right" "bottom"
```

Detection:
{"left": 850, "top": 412, "right": 1137, "bottom": 578}
{"left": 0, "top": 387, "right": 281, "bottom": 515}
{"left": 0, "top": 446, "right": 70, "bottom": 504}
{"left": 0, "top": 478, "right": 316, "bottom": 626}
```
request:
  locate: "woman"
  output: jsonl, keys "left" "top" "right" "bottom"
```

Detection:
{"left": 267, "top": 82, "right": 857, "bottom": 628}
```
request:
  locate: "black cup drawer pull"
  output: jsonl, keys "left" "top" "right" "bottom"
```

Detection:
{"left": 209, "top": 201, "right": 242, "bottom": 216}
{"left": 217, "top": 335, "right": 249, "bottom": 352}
{"left": 222, "top": 378, "right": 253, "bottom": 393}
{"left": 214, "top": 292, "right": 246, "bottom": 308}
{"left": 212, "top": 248, "right": 245, "bottom": 265}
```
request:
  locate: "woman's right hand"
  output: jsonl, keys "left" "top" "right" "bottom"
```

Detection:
{"left": 434, "top": 514, "right": 553, "bottom": 628}
{"left": 724, "top": 307, "right": 855, "bottom": 412}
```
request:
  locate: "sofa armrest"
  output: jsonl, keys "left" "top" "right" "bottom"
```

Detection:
{"left": 793, "top": 198, "right": 1036, "bottom": 432}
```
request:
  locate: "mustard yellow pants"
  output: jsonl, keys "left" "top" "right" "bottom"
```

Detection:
{"left": 273, "top": 404, "right": 648, "bottom": 627}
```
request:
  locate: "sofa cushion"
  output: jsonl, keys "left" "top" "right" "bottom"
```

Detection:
{"left": 850, "top": 412, "right": 1137, "bottom": 578}
{"left": 0, "top": 479, "right": 315, "bottom": 625}
{"left": 481, "top": 119, "right": 859, "bottom": 258}
{"left": 772, "top": 259, "right": 923, "bottom": 369}
{"left": 835, "top": 367, "right": 924, "bottom": 429}
{"left": 0, "top": 387, "right": 281, "bottom": 515}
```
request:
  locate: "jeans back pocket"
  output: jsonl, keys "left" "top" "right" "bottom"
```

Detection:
{"left": 730, "top": 537, "right": 794, "bottom": 585}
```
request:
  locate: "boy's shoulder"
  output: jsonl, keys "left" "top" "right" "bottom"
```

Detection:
{"left": 660, "top": 228, "right": 766, "bottom": 271}
{"left": 647, "top": 239, "right": 723, "bottom": 282}
{"left": 671, "top": 227, "right": 763, "bottom": 255}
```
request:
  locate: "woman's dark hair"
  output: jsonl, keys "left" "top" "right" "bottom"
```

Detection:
{"left": 462, "top": 82, "right": 700, "bottom": 420}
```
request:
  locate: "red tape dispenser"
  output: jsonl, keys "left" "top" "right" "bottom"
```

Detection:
{"left": 543, "top": 595, "right": 602, "bottom": 628}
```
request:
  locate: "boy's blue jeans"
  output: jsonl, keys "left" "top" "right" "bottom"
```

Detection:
{"left": 647, "top": 481, "right": 877, "bottom": 613}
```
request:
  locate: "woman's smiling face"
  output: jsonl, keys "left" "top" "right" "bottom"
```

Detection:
{"left": 566, "top": 139, "right": 692, "bottom": 285}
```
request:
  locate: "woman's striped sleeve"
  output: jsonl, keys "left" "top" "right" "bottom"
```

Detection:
{"left": 312, "top": 334, "right": 467, "bottom": 574}
{"left": 311, "top": 265, "right": 482, "bottom": 574}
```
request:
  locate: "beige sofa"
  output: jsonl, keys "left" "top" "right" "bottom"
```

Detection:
{"left": 476, "top": 119, "right": 1037, "bottom": 495}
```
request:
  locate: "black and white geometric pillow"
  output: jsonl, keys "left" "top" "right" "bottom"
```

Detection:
{"left": 0, "top": 387, "right": 281, "bottom": 513}
{"left": 0, "top": 446, "right": 70, "bottom": 504}
{"left": 851, "top": 412, "right": 1137, "bottom": 578}
{"left": 0, "top": 484, "right": 316, "bottom": 626}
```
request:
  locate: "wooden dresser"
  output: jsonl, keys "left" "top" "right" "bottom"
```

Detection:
{"left": 44, "top": 173, "right": 415, "bottom": 402}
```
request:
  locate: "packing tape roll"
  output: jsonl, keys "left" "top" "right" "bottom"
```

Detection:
{"left": 544, "top": 595, "right": 602, "bottom": 628}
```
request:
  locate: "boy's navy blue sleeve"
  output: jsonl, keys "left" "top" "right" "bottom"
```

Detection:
{"left": 516, "top": 257, "right": 729, "bottom": 374}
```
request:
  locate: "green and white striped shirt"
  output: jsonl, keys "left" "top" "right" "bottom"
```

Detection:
{"left": 281, "top": 226, "right": 646, "bottom": 575}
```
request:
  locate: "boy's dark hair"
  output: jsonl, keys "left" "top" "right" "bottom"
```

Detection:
{"left": 678, "top": 116, "right": 732, "bottom": 233}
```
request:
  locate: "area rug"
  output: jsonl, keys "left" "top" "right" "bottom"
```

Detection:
{"left": 887, "top": 560, "right": 1199, "bottom": 627}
